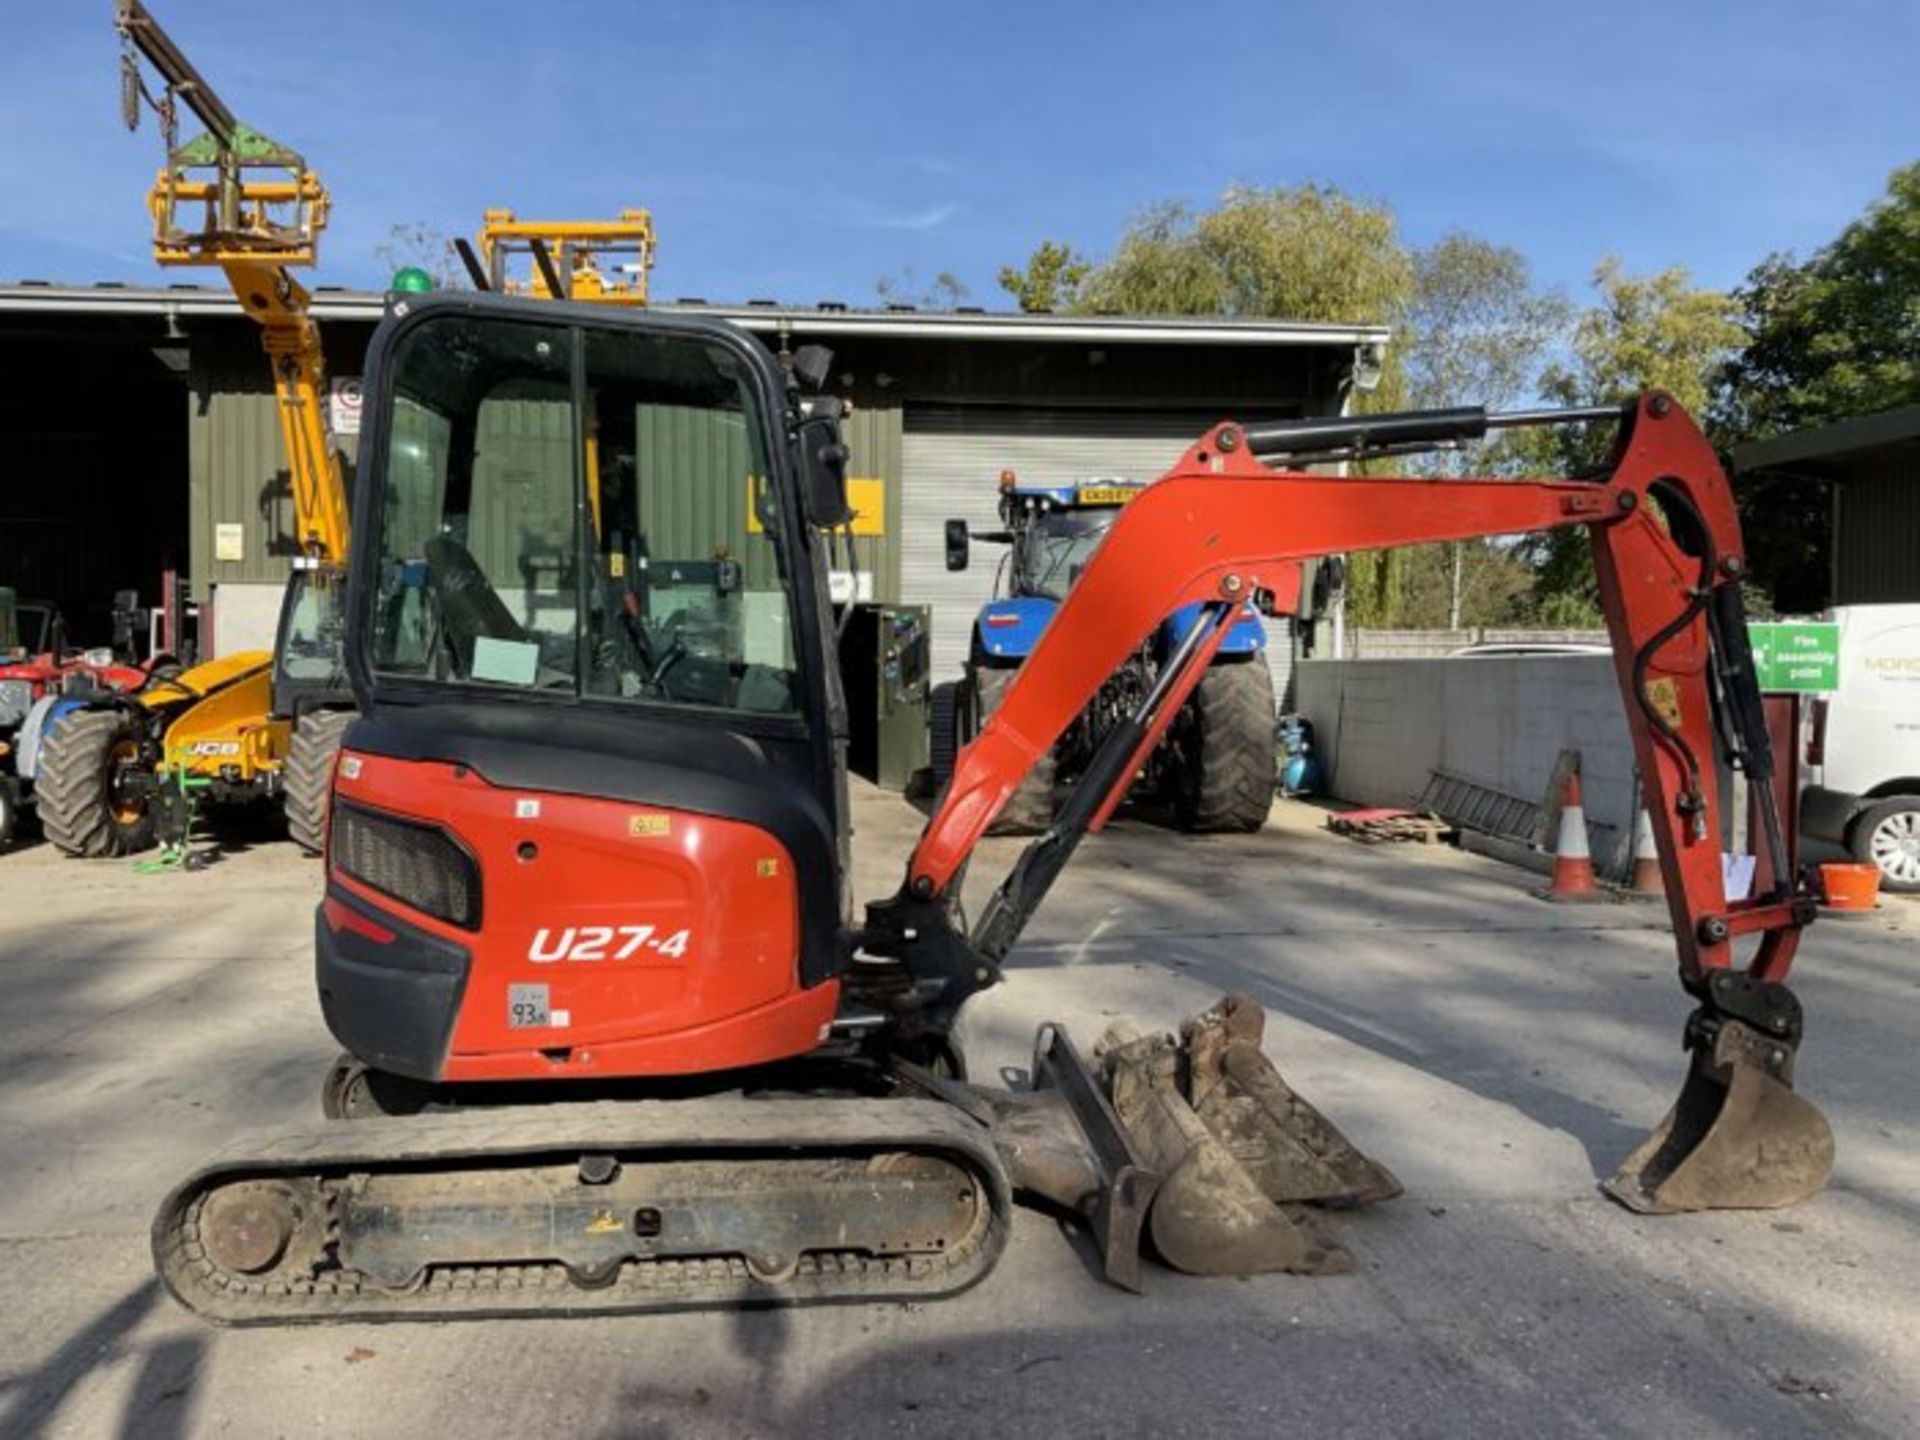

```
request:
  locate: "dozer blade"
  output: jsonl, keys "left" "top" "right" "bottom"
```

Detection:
{"left": 1605, "top": 1015, "right": 1834, "bottom": 1215}
{"left": 1099, "top": 1023, "right": 1353, "bottom": 1276}
{"left": 1182, "top": 994, "right": 1402, "bottom": 1209}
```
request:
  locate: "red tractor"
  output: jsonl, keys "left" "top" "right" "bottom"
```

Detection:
{"left": 0, "top": 589, "right": 158, "bottom": 849}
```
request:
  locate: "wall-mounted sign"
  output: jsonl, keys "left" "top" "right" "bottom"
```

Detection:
{"left": 214, "top": 522, "right": 245, "bottom": 563}
{"left": 330, "top": 377, "right": 364, "bottom": 436}
{"left": 1748, "top": 622, "right": 1840, "bottom": 693}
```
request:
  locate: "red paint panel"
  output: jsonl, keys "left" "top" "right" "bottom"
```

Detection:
{"left": 332, "top": 752, "right": 825, "bottom": 1078}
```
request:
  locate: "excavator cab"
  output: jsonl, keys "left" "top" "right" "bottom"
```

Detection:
{"left": 324, "top": 296, "right": 852, "bottom": 1084}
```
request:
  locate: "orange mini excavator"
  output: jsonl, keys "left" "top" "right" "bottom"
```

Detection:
{"left": 154, "top": 293, "right": 1833, "bottom": 1322}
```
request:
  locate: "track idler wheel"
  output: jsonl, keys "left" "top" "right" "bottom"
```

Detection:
{"left": 1605, "top": 973, "right": 1834, "bottom": 1215}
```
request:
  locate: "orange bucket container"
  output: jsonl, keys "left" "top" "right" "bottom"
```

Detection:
{"left": 1820, "top": 862, "right": 1882, "bottom": 911}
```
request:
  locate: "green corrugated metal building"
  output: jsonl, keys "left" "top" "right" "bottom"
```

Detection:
{"left": 0, "top": 283, "right": 1385, "bottom": 691}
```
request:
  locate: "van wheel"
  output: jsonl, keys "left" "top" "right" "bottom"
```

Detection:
{"left": 1851, "top": 798, "right": 1920, "bottom": 893}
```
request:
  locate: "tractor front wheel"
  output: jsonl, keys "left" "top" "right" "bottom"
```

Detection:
{"left": 1172, "top": 655, "right": 1277, "bottom": 834}
{"left": 284, "top": 709, "right": 355, "bottom": 855}
{"left": 36, "top": 708, "right": 156, "bottom": 857}
{"left": 973, "top": 666, "right": 1054, "bottom": 835}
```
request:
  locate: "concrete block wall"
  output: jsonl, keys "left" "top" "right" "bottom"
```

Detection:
{"left": 1295, "top": 656, "right": 1641, "bottom": 844}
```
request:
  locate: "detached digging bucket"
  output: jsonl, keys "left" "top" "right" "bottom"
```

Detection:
{"left": 1096, "top": 995, "right": 1400, "bottom": 1276}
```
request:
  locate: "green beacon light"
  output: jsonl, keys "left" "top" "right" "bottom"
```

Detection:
{"left": 390, "top": 266, "right": 434, "bottom": 294}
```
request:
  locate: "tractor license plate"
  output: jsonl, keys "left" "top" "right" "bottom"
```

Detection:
{"left": 1078, "top": 487, "right": 1136, "bottom": 506}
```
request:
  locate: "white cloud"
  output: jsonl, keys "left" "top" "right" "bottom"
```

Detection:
{"left": 844, "top": 201, "right": 961, "bottom": 231}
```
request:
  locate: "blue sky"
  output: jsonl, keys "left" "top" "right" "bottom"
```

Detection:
{"left": 6, "top": 0, "right": 1915, "bottom": 312}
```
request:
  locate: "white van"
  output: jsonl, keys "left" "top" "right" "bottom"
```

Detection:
{"left": 1801, "top": 604, "right": 1920, "bottom": 892}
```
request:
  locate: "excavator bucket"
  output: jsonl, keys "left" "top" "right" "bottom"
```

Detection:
{"left": 1181, "top": 994, "right": 1402, "bottom": 1209}
{"left": 1093, "top": 996, "right": 1397, "bottom": 1277}
{"left": 1605, "top": 1014, "right": 1834, "bottom": 1215}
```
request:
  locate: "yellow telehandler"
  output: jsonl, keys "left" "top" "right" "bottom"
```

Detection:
{"left": 38, "top": 1, "right": 355, "bottom": 859}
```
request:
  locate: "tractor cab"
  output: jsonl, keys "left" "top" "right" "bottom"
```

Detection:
{"left": 1001, "top": 476, "right": 1146, "bottom": 602}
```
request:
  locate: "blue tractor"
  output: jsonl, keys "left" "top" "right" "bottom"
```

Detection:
{"left": 934, "top": 474, "right": 1276, "bottom": 834}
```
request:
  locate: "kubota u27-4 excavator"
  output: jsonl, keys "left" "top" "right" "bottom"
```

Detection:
{"left": 153, "top": 294, "right": 1834, "bottom": 1323}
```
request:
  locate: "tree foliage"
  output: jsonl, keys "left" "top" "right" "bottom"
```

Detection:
{"left": 374, "top": 222, "right": 464, "bottom": 289}
{"left": 1513, "top": 258, "right": 1743, "bottom": 620}
{"left": 1072, "top": 186, "right": 1414, "bottom": 328}
{"left": 997, "top": 240, "right": 1091, "bottom": 313}
{"left": 1721, "top": 162, "right": 1920, "bottom": 437}
{"left": 875, "top": 266, "right": 969, "bottom": 309}
{"left": 1399, "top": 235, "right": 1571, "bottom": 626}
{"left": 1715, "top": 163, "right": 1920, "bottom": 612}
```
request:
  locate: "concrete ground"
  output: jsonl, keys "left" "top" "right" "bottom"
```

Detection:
{"left": 0, "top": 786, "right": 1914, "bottom": 1440}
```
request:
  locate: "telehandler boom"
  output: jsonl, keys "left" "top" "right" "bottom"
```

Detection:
{"left": 152, "top": 296, "right": 1831, "bottom": 1323}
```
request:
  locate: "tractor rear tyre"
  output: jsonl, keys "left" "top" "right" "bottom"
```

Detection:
{"left": 1173, "top": 655, "right": 1276, "bottom": 834}
{"left": 928, "top": 680, "right": 962, "bottom": 794}
{"left": 285, "top": 708, "right": 355, "bottom": 855}
{"left": 36, "top": 708, "right": 156, "bottom": 857}
{"left": 974, "top": 666, "right": 1053, "bottom": 835}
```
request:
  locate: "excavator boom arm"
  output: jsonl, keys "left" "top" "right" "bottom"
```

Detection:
{"left": 879, "top": 395, "right": 1806, "bottom": 1002}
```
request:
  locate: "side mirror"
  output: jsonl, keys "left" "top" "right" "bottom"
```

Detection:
{"left": 796, "top": 408, "right": 854, "bottom": 529}
{"left": 945, "top": 519, "right": 970, "bottom": 572}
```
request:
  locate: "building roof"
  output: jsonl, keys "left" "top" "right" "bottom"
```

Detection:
{"left": 0, "top": 281, "right": 1390, "bottom": 350}
{"left": 1731, "top": 404, "right": 1920, "bottom": 480}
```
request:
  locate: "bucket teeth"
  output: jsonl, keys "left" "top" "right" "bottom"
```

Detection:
{"left": 1182, "top": 995, "right": 1402, "bottom": 1209}
{"left": 1605, "top": 1015, "right": 1834, "bottom": 1215}
{"left": 1101, "top": 1027, "right": 1350, "bottom": 1276}
{"left": 1093, "top": 995, "right": 1398, "bottom": 1277}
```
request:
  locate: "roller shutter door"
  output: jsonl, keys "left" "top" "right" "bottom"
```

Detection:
{"left": 901, "top": 407, "right": 1294, "bottom": 707}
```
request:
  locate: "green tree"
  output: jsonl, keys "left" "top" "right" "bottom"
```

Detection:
{"left": 875, "top": 266, "right": 969, "bottom": 309}
{"left": 1515, "top": 258, "right": 1743, "bottom": 620}
{"left": 1716, "top": 162, "right": 1920, "bottom": 612}
{"left": 375, "top": 222, "right": 464, "bottom": 289}
{"left": 1073, "top": 186, "right": 1413, "bottom": 328}
{"left": 1064, "top": 185, "right": 1417, "bottom": 625}
{"left": 1401, "top": 235, "right": 1571, "bottom": 627}
{"left": 997, "top": 240, "right": 1091, "bottom": 313}
{"left": 1722, "top": 162, "right": 1920, "bottom": 436}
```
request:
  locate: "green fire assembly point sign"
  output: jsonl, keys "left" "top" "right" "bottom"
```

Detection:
{"left": 1748, "top": 622, "right": 1840, "bottom": 693}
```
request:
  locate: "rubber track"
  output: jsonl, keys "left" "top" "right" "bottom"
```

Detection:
{"left": 1180, "top": 657, "right": 1276, "bottom": 834}
{"left": 35, "top": 709, "right": 153, "bottom": 857}
{"left": 975, "top": 667, "right": 1053, "bottom": 835}
{"left": 283, "top": 709, "right": 354, "bottom": 855}
{"left": 154, "top": 1097, "right": 1012, "bottom": 1325}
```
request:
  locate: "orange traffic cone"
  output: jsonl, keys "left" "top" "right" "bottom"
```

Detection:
{"left": 1537, "top": 772, "right": 1605, "bottom": 903}
{"left": 1623, "top": 806, "right": 1663, "bottom": 901}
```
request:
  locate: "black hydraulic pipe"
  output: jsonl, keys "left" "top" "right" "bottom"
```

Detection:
{"left": 1242, "top": 403, "right": 1625, "bottom": 465}
{"left": 970, "top": 602, "right": 1232, "bottom": 962}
